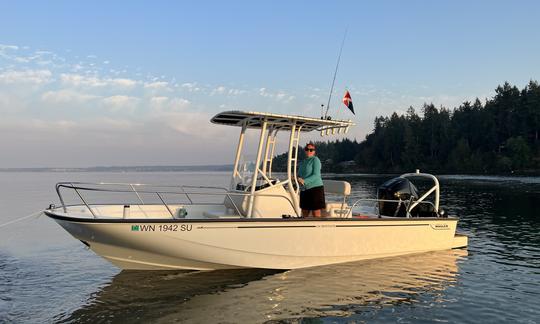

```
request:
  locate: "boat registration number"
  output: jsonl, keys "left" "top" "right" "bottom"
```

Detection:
{"left": 131, "top": 224, "right": 192, "bottom": 232}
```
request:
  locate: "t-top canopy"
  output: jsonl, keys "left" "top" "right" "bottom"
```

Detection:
{"left": 211, "top": 110, "right": 354, "bottom": 132}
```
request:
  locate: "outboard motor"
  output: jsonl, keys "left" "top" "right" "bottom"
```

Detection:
{"left": 377, "top": 177, "right": 418, "bottom": 217}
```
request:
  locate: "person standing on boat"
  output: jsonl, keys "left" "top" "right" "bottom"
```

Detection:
{"left": 297, "top": 143, "right": 326, "bottom": 217}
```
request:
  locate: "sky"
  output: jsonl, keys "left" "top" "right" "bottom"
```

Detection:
{"left": 0, "top": 0, "right": 539, "bottom": 167}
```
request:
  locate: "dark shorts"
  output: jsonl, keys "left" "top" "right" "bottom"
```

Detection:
{"left": 300, "top": 186, "right": 326, "bottom": 210}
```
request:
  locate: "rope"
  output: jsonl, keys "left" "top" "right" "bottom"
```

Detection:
{"left": 0, "top": 210, "right": 43, "bottom": 229}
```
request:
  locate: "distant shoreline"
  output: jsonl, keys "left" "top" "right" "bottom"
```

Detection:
{"left": 0, "top": 165, "right": 233, "bottom": 172}
{"left": 0, "top": 165, "right": 538, "bottom": 177}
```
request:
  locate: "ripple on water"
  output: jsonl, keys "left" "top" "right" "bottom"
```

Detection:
{"left": 52, "top": 250, "right": 468, "bottom": 323}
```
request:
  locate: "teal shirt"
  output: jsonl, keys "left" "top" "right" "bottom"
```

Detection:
{"left": 298, "top": 156, "right": 324, "bottom": 190}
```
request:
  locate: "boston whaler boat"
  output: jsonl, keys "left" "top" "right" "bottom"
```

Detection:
{"left": 45, "top": 111, "right": 468, "bottom": 270}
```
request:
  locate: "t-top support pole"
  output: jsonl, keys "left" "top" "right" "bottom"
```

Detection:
{"left": 261, "top": 127, "right": 276, "bottom": 177}
{"left": 286, "top": 123, "right": 301, "bottom": 216}
{"left": 230, "top": 123, "right": 247, "bottom": 190}
{"left": 247, "top": 119, "right": 268, "bottom": 218}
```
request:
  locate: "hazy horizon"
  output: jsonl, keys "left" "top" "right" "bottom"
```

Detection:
{"left": 0, "top": 163, "right": 233, "bottom": 170}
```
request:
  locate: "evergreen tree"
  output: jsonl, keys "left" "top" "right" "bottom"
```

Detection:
{"left": 272, "top": 81, "right": 540, "bottom": 174}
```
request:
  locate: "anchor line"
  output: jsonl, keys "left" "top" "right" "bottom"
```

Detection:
{"left": 0, "top": 210, "right": 43, "bottom": 229}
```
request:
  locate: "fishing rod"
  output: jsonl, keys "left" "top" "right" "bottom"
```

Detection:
{"left": 324, "top": 27, "right": 348, "bottom": 119}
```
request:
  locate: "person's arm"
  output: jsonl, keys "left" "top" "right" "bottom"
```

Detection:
{"left": 302, "top": 158, "right": 321, "bottom": 187}
{"left": 297, "top": 160, "right": 305, "bottom": 185}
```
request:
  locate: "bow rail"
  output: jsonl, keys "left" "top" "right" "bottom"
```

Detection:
{"left": 54, "top": 182, "right": 297, "bottom": 219}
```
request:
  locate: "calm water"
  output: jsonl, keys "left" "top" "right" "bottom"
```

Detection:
{"left": 0, "top": 172, "right": 539, "bottom": 323}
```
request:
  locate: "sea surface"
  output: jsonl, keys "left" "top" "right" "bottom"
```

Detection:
{"left": 0, "top": 172, "right": 539, "bottom": 323}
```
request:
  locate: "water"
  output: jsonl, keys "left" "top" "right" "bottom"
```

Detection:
{"left": 0, "top": 172, "right": 539, "bottom": 323}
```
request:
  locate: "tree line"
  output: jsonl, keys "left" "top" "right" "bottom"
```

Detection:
{"left": 274, "top": 81, "right": 540, "bottom": 174}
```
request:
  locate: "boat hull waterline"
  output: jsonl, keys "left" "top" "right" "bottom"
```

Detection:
{"left": 46, "top": 212, "right": 467, "bottom": 270}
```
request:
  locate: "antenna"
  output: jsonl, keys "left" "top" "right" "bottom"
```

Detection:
{"left": 324, "top": 27, "right": 348, "bottom": 119}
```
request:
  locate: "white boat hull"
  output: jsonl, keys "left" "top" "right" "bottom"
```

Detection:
{"left": 47, "top": 212, "right": 467, "bottom": 270}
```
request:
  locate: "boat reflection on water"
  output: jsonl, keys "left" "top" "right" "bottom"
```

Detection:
{"left": 58, "top": 249, "right": 467, "bottom": 323}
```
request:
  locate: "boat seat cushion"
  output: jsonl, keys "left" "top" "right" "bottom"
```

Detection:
{"left": 323, "top": 180, "right": 351, "bottom": 196}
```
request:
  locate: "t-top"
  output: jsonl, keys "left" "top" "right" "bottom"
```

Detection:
{"left": 298, "top": 156, "right": 324, "bottom": 190}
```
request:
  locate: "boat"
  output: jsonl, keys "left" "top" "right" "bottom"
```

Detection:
{"left": 44, "top": 110, "right": 468, "bottom": 270}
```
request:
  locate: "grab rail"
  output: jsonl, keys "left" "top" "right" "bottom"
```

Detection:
{"left": 347, "top": 198, "right": 437, "bottom": 218}
{"left": 54, "top": 182, "right": 298, "bottom": 219}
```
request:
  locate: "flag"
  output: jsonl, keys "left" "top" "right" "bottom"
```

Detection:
{"left": 342, "top": 90, "right": 355, "bottom": 115}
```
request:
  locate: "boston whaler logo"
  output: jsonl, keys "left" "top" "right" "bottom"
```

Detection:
{"left": 430, "top": 223, "right": 450, "bottom": 230}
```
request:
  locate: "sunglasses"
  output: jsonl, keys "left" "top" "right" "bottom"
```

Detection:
{"left": 305, "top": 148, "right": 315, "bottom": 152}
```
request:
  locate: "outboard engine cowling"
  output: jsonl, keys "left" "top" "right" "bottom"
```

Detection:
{"left": 377, "top": 177, "right": 418, "bottom": 217}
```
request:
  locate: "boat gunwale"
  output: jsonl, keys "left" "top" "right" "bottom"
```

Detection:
{"left": 44, "top": 210, "right": 458, "bottom": 224}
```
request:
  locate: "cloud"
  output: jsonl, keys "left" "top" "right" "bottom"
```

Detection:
{"left": 150, "top": 96, "right": 169, "bottom": 105}
{"left": 228, "top": 88, "right": 246, "bottom": 96}
{"left": 111, "top": 78, "right": 138, "bottom": 87}
{"left": 60, "top": 73, "right": 92, "bottom": 86}
{"left": 60, "top": 73, "right": 138, "bottom": 88}
{"left": 0, "top": 46, "right": 69, "bottom": 68}
{"left": 144, "top": 81, "right": 169, "bottom": 89}
{"left": 102, "top": 95, "right": 140, "bottom": 111}
{"left": 211, "top": 85, "right": 226, "bottom": 95}
{"left": 0, "top": 69, "right": 52, "bottom": 84}
{"left": 41, "top": 89, "right": 100, "bottom": 104}
{"left": 0, "top": 44, "right": 19, "bottom": 60}
{"left": 156, "top": 111, "right": 217, "bottom": 137}
{"left": 1, "top": 42, "right": 358, "bottom": 167}
{"left": 169, "top": 97, "right": 190, "bottom": 110}
{"left": 0, "top": 44, "right": 19, "bottom": 51}
{"left": 208, "top": 85, "right": 249, "bottom": 96}
{"left": 150, "top": 96, "right": 190, "bottom": 113}
{"left": 258, "top": 87, "right": 295, "bottom": 103}
{"left": 34, "top": 50, "right": 53, "bottom": 55}
{"left": 276, "top": 92, "right": 287, "bottom": 100}
{"left": 180, "top": 82, "right": 201, "bottom": 92}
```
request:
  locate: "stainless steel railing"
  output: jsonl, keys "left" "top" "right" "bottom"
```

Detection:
{"left": 54, "top": 182, "right": 298, "bottom": 219}
{"left": 347, "top": 198, "right": 438, "bottom": 218}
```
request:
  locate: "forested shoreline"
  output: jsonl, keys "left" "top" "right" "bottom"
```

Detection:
{"left": 275, "top": 81, "right": 540, "bottom": 175}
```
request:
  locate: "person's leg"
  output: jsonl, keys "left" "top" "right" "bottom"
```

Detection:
{"left": 312, "top": 209, "right": 321, "bottom": 217}
{"left": 302, "top": 209, "right": 310, "bottom": 218}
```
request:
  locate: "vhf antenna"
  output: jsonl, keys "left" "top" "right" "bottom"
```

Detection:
{"left": 324, "top": 27, "right": 348, "bottom": 119}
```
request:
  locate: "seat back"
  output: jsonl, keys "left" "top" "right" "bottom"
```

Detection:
{"left": 224, "top": 182, "right": 297, "bottom": 218}
{"left": 322, "top": 180, "right": 351, "bottom": 218}
{"left": 323, "top": 180, "right": 351, "bottom": 196}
